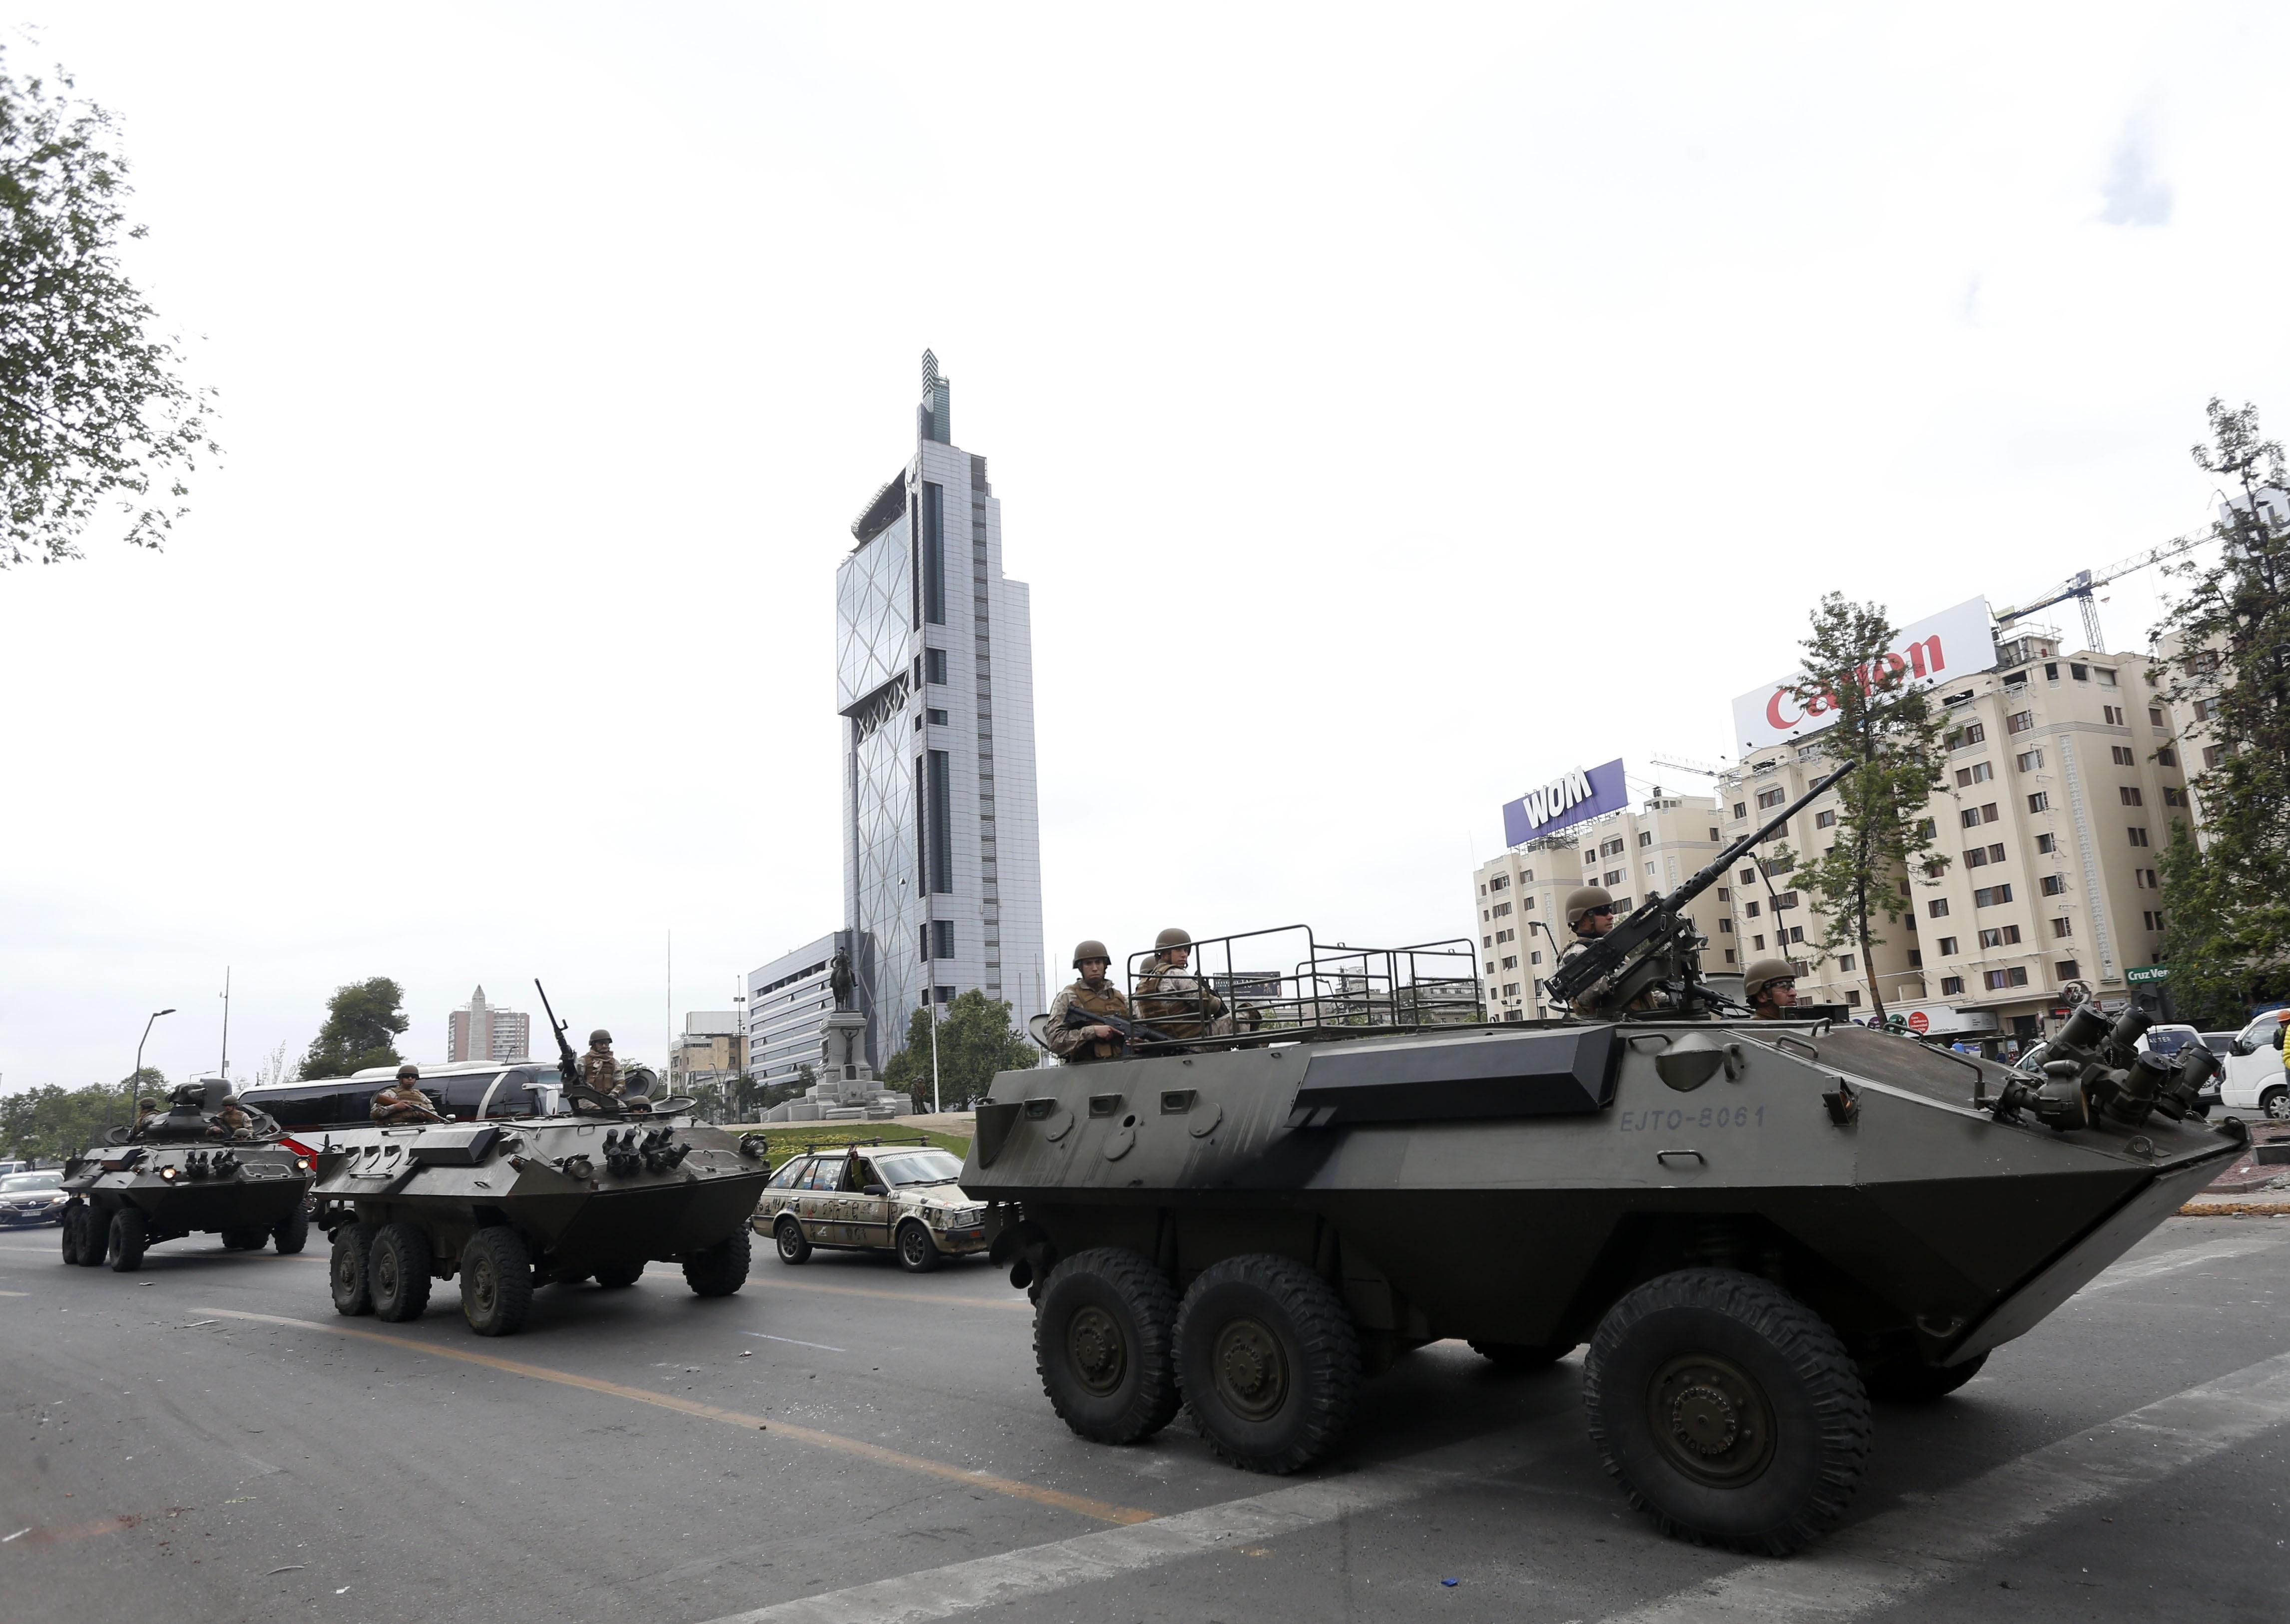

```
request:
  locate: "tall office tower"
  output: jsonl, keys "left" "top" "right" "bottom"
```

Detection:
{"left": 836, "top": 352, "right": 1046, "bottom": 1067}
{"left": 447, "top": 986, "right": 531, "bottom": 1063}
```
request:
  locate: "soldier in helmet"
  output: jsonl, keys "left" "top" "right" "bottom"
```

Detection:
{"left": 1553, "top": 883, "right": 1670, "bottom": 1016}
{"left": 372, "top": 1065, "right": 445, "bottom": 1125}
{"left": 1135, "top": 927, "right": 1233, "bottom": 1042}
{"left": 133, "top": 1096, "right": 165, "bottom": 1135}
{"left": 1045, "top": 941, "right": 1131, "bottom": 1063}
{"left": 1743, "top": 959, "right": 1801, "bottom": 1020}
{"left": 579, "top": 1029, "right": 622, "bottom": 1096}
{"left": 210, "top": 1095, "right": 253, "bottom": 1139}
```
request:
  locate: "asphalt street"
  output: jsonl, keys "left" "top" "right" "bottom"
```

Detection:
{"left": 2, "top": 1216, "right": 2287, "bottom": 1624}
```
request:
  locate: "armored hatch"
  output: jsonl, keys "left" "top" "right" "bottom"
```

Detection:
{"left": 312, "top": 1092, "right": 773, "bottom": 1336}
{"left": 57, "top": 1081, "right": 316, "bottom": 1271}
{"left": 964, "top": 924, "right": 2240, "bottom": 1555}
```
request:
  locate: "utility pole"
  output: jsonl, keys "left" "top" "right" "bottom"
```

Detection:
{"left": 123, "top": 1008, "right": 176, "bottom": 1133}
{"left": 218, "top": 967, "right": 231, "bottom": 1081}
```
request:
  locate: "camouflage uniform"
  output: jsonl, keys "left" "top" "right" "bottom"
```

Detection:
{"left": 211, "top": 1098, "right": 252, "bottom": 1138}
{"left": 371, "top": 1081, "right": 437, "bottom": 1124}
{"left": 1555, "top": 935, "right": 1661, "bottom": 1017}
{"left": 1134, "top": 953, "right": 1233, "bottom": 1041}
{"left": 579, "top": 1046, "right": 622, "bottom": 1096}
{"left": 1046, "top": 979, "right": 1132, "bottom": 1063}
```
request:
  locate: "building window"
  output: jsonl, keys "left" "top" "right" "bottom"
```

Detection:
{"left": 1946, "top": 723, "right": 1988, "bottom": 748}
{"left": 1604, "top": 870, "right": 1624, "bottom": 887}
{"left": 1718, "top": 918, "right": 1734, "bottom": 932}
{"left": 1613, "top": 896, "right": 1633, "bottom": 912}
{"left": 1724, "top": 949, "right": 1736, "bottom": 964}
{"left": 1929, "top": 899, "right": 1950, "bottom": 918}
{"left": 1907, "top": 949, "right": 1924, "bottom": 967}
{"left": 1757, "top": 787, "right": 1786, "bottom": 810}
{"left": 925, "top": 648, "right": 948, "bottom": 684}
{"left": 1979, "top": 803, "right": 1999, "bottom": 823}
{"left": 2162, "top": 785, "right": 2184, "bottom": 807}
{"left": 2016, "top": 749, "right": 2044, "bottom": 772}
{"left": 1973, "top": 884, "right": 2014, "bottom": 907}
{"left": 1815, "top": 810, "right": 1836, "bottom": 829}
{"left": 1528, "top": 950, "right": 1541, "bottom": 965}
{"left": 2040, "top": 873, "right": 2068, "bottom": 896}
{"left": 2138, "top": 867, "right": 2157, "bottom": 887}
{"left": 2203, "top": 745, "right": 2227, "bottom": 769}
{"left": 1638, "top": 831, "right": 1652, "bottom": 847}
{"left": 1496, "top": 928, "right": 1514, "bottom": 943}
{"left": 1490, "top": 901, "right": 1512, "bottom": 917}
{"left": 1738, "top": 867, "right": 1758, "bottom": 884}
{"left": 1837, "top": 953, "right": 1856, "bottom": 972}
{"left": 2119, "top": 786, "right": 2143, "bottom": 806}
{"left": 2149, "top": 706, "right": 2165, "bottom": 726}
{"left": 1482, "top": 934, "right": 1492, "bottom": 948}
{"left": 2127, "top": 826, "right": 2150, "bottom": 847}
{"left": 917, "top": 482, "right": 947, "bottom": 626}
{"left": 2193, "top": 695, "right": 2220, "bottom": 721}
{"left": 2055, "top": 960, "right": 2079, "bottom": 981}
{"left": 2142, "top": 910, "right": 2166, "bottom": 932}
{"left": 1984, "top": 967, "right": 2030, "bottom": 990}
{"left": 2096, "top": 667, "right": 2117, "bottom": 687}
{"left": 1502, "top": 982, "right": 1520, "bottom": 998}
{"left": 2070, "top": 663, "right": 2088, "bottom": 682}
{"left": 1500, "top": 955, "right": 1518, "bottom": 971}
{"left": 1718, "top": 887, "right": 1731, "bottom": 901}
{"left": 2103, "top": 704, "right": 2124, "bottom": 725}
{"left": 1733, "top": 802, "right": 1748, "bottom": 819}
{"left": 1978, "top": 925, "right": 2022, "bottom": 947}
{"left": 1844, "top": 989, "right": 1862, "bottom": 1006}
{"left": 1955, "top": 762, "right": 1994, "bottom": 787}
{"left": 1521, "top": 868, "right": 1533, "bottom": 882}
{"left": 1937, "top": 935, "right": 1958, "bottom": 954}
{"left": 1488, "top": 873, "right": 1508, "bottom": 890}
{"left": 2007, "top": 709, "right": 2035, "bottom": 734}
{"left": 1941, "top": 975, "right": 1966, "bottom": 995}
{"left": 1745, "top": 899, "right": 1762, "bottom": 919}
{"left": 1709, "top": 827, "right": 1720, "bottom": 841}
{"left": 1774, "top": 891, "right": 1800, "bottom": 910}
{"left": 2035, "top": 832, "right": 2057, "bottom": 853}
{"left": 1752, "top": 934, "right": 1766, "bottom": 950}
{"left": 2111, "top": 746, "right": 2135, "bottom": 766}
{"left": 2025, "top": 792, "right": 2049, "bottom": 813}
{"left": 1787, "top": 925, "right": 1805, "bottom": 943}
{"left": 2050, "top": 917, "right": 2073, "bottom": 938}
{"left": 1960, "top": 808, "right": 1982, "bottom": 829}
{"left": 925, "top": 707, "right": 947, "bottom": 725}
{"left": 1964, "top": 847, "right": 1989, "bottom": 868}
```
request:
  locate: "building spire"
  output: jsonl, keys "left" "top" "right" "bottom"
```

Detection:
{"left": 918, "top": 350, "right": 950, "bottom": 444}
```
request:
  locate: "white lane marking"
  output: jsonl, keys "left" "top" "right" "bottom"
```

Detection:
{"left": 1596, "top": 1347, "right": 2290, "bottom": 1624}
{"left": 740, "top": 1331, "right": 848, "bottom": 1353}
{"left": 2078, "top": 1232, "right": 2289, "bottom": 1294}
{"left": 0, "top": 1289, "right": 29, "bottom": 1297}
{"left": 700, "top": 1468, "right": 1453, "bottom": 1624}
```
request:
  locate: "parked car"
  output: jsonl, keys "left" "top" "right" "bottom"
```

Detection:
{"left": 754, "top": 1142, "right": 988, "bottom": 1273}
{"left": 2135, "top": 1023, "right": 2203, "bottom": 1059}
{"left": 0, "top": 1170, "right": 70, "bottom": 1227}
{"left": 2220, "top": 1010, "right": 2290, "bottom": 1121}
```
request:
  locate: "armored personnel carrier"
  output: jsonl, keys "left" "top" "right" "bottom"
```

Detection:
{"left": 311, "top": 1090, "right": 772, "bottom": 1336}
{"left": 967, "top": 844, "right": 2241, "bottom": 1553}
{"left": 57, "top": 1082, "right": 315, "bottom": 1271}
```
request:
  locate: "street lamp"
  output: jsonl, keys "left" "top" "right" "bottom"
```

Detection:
{"left": 123, "top": 1008, "right": 176, "bottom": 1132}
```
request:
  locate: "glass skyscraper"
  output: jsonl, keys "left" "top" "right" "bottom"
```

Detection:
{"left": 837, "top": 352, "right": 1045, "bottom": 1067}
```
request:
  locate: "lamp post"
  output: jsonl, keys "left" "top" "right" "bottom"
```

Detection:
{"left": 123, "top": 1007, "right": 176, "bottom": 1132}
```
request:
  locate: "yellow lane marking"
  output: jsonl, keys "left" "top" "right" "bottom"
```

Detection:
{"left": 757, "top": 1275, "right": 1032, "bottom": 1312}
{"left": 196, "top": 1307, "right": 1151, "bottom": 1527}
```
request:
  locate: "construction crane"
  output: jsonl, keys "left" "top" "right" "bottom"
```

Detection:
{"left": 1990, "top": 531, "right": 2208, "bottom": 650}
{"left": 1648, "top": 754, "right": 1726, "bottom": 780}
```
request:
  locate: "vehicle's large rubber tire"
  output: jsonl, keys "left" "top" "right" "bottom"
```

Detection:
{"left": 272, "top": 1206, "right": 311, "bottom": 1255}
{"left": 219, "top": 1226, "right": 269, "bottom": 1252}
{"left": 895, "top": 1220, "right": 942, "bottom": 1274}
{"left": 105, "top": 1207, "right": 149, "bottom": 1272}
{"left": 331, "top": 1221, "right": 379, "bottom": 1316}
{"left": 1469, "top": 1339, "right": 1577, "bottom": 1372}
{"left": 76, "top": 1205, "right": 109, "bottom": 1267}
{"left": 1862, "top": 1348, "right": 1987, "bottom": 1403}
{"left": 2262, "top": 1087, "right": 2288, "bottom": 1121}
{"left": 370, "top": 1222, "right": 433, "bottom": 1322}
{"left": 460, "top": 1227, "right": 534, "bottom": 1336}
{"left": 683, "top": 1229, "right": 751, "bottom": 1298}
{"left": 59, "top": 1205, "right": 89, "bottom": 1266}
{"left": 1035, "top": 1247, "right": 1183, "bottom": 1445}
{"left": 1584, "top": 1268, "right": 1870, "bottom": 1556}
{"left": 775, "top": 1217, "right": 812, "bottom": 1265}
{"left": 593, "top": 1259, "right": 646, "bottom": 1288}
{"left": 1174, "top": 1253, "right": 1361, "bottom": 1474}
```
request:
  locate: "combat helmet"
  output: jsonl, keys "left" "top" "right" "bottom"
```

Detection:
{"left": 1743, "top": 958, "right": 1800, "bottom": 998}
{"left": 396, "top": 1063, "right": 421, "bottom": 1080}
{"left": 589, "top": 1029, "right": 612, "bottom": 1047}
{"left": 1564, "top": 885, "right": 1614, "bottom": 928}
{"left": 1072, "top": 939, "right": 1110, "bottom": 969}
{"left": 1154, "top": 927, "right": 1192, "bottom": 951}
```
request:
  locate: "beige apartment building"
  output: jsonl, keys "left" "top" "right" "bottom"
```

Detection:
{"left": 1714, "top": 629, "right": 2188, "bottom": 1048}
{"left": 1472, "top": 793, "right": 1736, "bottom": 1020}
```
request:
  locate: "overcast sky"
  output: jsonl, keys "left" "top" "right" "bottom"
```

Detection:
{"left": 2, "top": 2, "right": 2283, "bottom": 1092}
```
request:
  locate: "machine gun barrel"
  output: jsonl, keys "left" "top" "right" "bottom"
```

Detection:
{"left": 1543, "top": 764, "right": 1853, "bottom": 1010}
{"left": 534, "top": 978, "right": 580, "bottom": 1086}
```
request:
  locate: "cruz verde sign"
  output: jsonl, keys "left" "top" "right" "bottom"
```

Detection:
{"left": 2125, "top": 964, "right": 2171, "bottom": 985}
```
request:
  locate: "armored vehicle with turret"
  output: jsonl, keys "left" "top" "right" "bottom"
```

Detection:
{"left": 966, "top": 797, "right": 2243, "bottom": 1556}
{"left": 311, "top": 1080, "right": 773, "bottom": 1336}
{"left": 57, "top": 1081, "right": 316, "bottom": 1271}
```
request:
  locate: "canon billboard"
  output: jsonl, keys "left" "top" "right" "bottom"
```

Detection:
{"left": 1730, "top": 597, "right": 1998, "bottom": 753}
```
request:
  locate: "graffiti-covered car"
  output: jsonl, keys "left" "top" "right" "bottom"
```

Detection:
{"left": 753, "top": 1142, "right": 987, "bottom": 1273}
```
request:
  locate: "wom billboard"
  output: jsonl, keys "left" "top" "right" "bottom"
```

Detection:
{"left": 1503, "top": 758, "right": 1627, "bottom": 846}
{"left": 1731, "top": 598, "right": 1998, "bottom": 753}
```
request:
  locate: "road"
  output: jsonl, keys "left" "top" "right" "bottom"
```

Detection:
{"left": 2, "top": 1215, "right": 2286, "bottom": 1624}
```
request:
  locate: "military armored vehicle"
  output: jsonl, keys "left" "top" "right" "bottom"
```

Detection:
{"left": 57, "top": 1081, "right": 316, "bottom": 1271}
{"left": 312, "top": 1092, "right": 772, "bottom": 1336}
{"left": 966, "top": 793, "right": 2241, "bottom": 1554}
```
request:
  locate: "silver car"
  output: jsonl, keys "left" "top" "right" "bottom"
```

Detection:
{"left": 754, "top": 1143, "right": 987, "bottom": 1273}
{"left": 0, "top": 1170, "right": 69, "bottom": 1227}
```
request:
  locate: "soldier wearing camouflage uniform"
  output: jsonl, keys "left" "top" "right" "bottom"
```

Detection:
{"left": 133, "top": 1097, "right": 165, "bottom": 1135}
{"left": 1046, "top": 941, "right": 1131, "bottom": 1063}
{"left": 1134, "top": 927, "right": 1233, "bottom": 1041}
{"left": 1744, "top": 959, "right": 1801, "bottom": 1020}
{"left": 372, "top": 1065, "right": 443, "bottom": 1125}
{"left": 1554, "top": 884, "right": 1643, "bottom": 1016}
{"left": 579, "top": 1029, "right": 623, "bottom": 1096}
{"left": 211, "top": 1096, "right": 253, "bottom": 1138}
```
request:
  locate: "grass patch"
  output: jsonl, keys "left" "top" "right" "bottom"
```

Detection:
{"left": 718, "top": 1122, "right": 971, "bottom": 1160}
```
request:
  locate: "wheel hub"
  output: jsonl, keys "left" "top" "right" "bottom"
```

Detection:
{"left": 1212, "top": 1316, "right": 1288, "bottom": 1421}
{"left": 1647, "top": 1352, "right": 1776, "bottom": 1486}
{"left": 1067, "top": 1305, "right": 1127, "bottom": 1396}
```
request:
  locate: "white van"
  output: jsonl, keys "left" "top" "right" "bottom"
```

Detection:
{"left": 2218, "top": 1010, "right": 2290, "bottom": 1120}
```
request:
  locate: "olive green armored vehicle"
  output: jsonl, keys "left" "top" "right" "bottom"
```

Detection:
{"left": 968, "top": 789, "right": 2241, "bottom": 1555}
{"left": 57, "top": 1082, "right": 315, "bottom": 1271}
{"left": 312, "top": 1092, "right": 772, "bottom": 1336}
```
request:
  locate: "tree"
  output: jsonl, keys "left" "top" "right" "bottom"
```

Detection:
{"left": 251, "top": 1040, "right": 296, "bottom": 1089}
{"left": 881, "top": 991, "right": 1034, "bottom": 1112}
{"left": 0, "top": 49, "right": 215, "bottom": 568}
{"left": 2154, "top": 398, "right": 2290, "bottom": 1022}
{"left": 1773, "top": 594, "right": 1951, "bottom": 1024}
{"left": 300, "top": 978, "right": 408, "bottom": 1080}
{"left": 1, "top": 1078, "right": 144, "bottom": 1161}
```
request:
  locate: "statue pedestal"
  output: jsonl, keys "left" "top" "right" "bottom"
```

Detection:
{"left": 762, "top": 1009, "right": 906, "bottom": 1122}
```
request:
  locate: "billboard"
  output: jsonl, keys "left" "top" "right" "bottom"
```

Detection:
{"left": 1730, "top": 597, "right": 1997, "bottom": 754}
{"left": 1503, "top": 758, "right": 1627, "bottom": 846}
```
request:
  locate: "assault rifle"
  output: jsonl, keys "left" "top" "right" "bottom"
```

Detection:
{"left": 1059, "top": 1004, "right": 1183, "bottom": 1050}
{"left": 1542, "top": 765, "right": 1853, "bottom": 1018}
